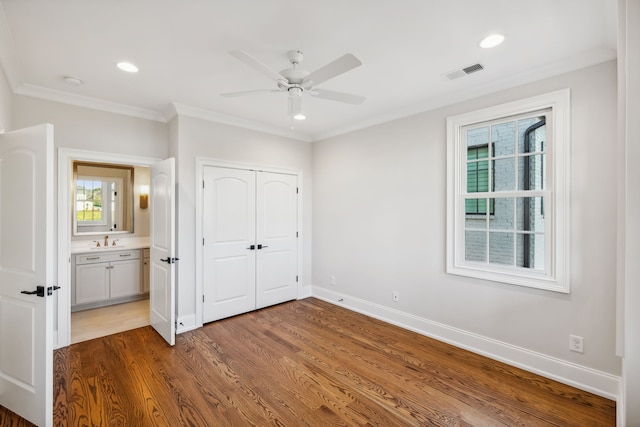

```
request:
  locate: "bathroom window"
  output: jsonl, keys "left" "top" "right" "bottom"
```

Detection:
{"left": 446, "top": 89, "right": 571, "bottom": 293}
{"left": 73, "top": 162, "right": 134, "bottom": 235}
{"left": 75, "top": 176, "right": 123, "bottom": 231}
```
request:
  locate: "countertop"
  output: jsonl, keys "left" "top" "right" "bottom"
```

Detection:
{"left": 71, "top": 236, "right": 150, "bottom": 254}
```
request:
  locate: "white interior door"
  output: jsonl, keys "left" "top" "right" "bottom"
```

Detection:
{"left": 0, "top": 124, "right": 54, "bottom": 427}
{"left": 202, "top": 167, "right": 256, "bottom": 322}
{"left": 150, "top": 158, "right": 176, "bottom": 345}
{"left": 256, "top": 172, "right": 298, "bottom": 308}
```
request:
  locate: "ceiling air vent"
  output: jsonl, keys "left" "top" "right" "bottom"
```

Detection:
{"left": 443, "top": 62, "right": 485, "bottom": 80}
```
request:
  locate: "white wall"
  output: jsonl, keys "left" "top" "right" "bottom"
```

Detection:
{"left": 173, "top": 115, "right": 313, "bottom": 330}
{"left": 312, "top": 61, "right": 621, "bottom": 381}
{"left": 0, "top": 67, "right": 11, "bottom": 131}
{"left": 12, "top": 96, "right": 168, "bottom": 159}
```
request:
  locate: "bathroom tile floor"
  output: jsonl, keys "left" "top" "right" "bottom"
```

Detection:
{"left": 71, "top": 299, "right": 150, "bottom": 344}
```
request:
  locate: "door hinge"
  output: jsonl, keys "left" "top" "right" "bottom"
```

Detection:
{"left": 296, "top": 187, "right": 299, "bottom": 194}
{"left": 296, "top": 231, "right": 298, "bottom": 238}
{"left": 296, "top": 275, "right": 299, "bottom": 282}
{"left": 203, "top": 180, "right": 205, "bottom": 189}
{"left": 202, "top": 295, "right": 205, "bottom": 303}
{"left": 203, "top": 237, "right": 205, "bottom": 246}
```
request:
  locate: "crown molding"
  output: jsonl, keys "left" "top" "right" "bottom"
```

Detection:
{"left": 14, "top": 83, "right": 167, "bottom": 122}
{"left": 170, "top": 103, "right": 312, "bottom": 142}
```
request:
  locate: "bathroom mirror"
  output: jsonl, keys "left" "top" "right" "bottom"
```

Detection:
{"left": 73, "top": 162, "right": 134, "bottom": 235}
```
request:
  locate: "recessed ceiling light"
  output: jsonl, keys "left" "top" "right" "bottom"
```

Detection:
{"left": 293, "top": 113, "right": 306, "bottom": 121}
{"left": 63, "top": 76, "right": 83, "bottom": 86}
{"left": 117, "top": 62, "right": 139, "bottom": 73}
{"left": 479, "top": 34, "right": 505, "bottom": 49}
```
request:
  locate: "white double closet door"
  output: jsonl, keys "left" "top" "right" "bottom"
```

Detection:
{"left": 202, "top": 166, "right": 298, "bottom": 323}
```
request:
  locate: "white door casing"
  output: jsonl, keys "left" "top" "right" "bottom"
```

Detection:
{"left": 150, "top": 158, "right": 176, "bottom": 346}
{"left": 0, "top": 124, "right": 54, "bottom": 427}
{"left": 256, "top": 172, "right": 298, "bottom": 309}
{"left": 202, "top": 167, "right": 256, "bottom": 322}
{"left": 202, "top": 166, "right": 298, "bottom": 323}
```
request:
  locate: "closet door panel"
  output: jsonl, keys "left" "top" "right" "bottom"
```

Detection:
{"left": 203, "top": 167, "right": 256, "bottom": 322}
{"left": 256, "top": 172, "right": 298, "bottom": 308}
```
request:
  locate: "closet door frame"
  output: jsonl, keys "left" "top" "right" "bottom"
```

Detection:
{"left": 194, "top": 158, "right": 304, "bottom": 327}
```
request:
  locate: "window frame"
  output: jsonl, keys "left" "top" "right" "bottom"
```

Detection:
{"left": 74, "top": 175, "right": 124, "bottom": 232}
{"left": 446, "top": 89, "right": 571, "bottom": 293}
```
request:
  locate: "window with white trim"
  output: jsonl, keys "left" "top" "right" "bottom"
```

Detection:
{"left": 446, "top": 90, "right": 570, "bottom": 292}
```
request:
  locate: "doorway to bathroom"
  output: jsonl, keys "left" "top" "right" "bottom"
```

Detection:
{"left": 57, "top": 149, "right": 166, "bottom": 348}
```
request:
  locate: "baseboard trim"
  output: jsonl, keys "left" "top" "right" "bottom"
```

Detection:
{"left": 310, "top": 286, "right": 620, "bottom": 401}
{"left": 176, "top": 313, "right": 198, "bottom": 334}
{"left": 298, "top": 285, "right": 312, "bottom": 299}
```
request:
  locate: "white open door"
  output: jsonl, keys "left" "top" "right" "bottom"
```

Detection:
{"left": 0, "top": 124, "right": 54, "bottom": 426}
{"left": 150, "top": 158, "right": 176, "bottom": 346}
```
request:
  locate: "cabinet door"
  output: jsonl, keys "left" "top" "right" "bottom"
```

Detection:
{"left": 110, "top": 259, "right": 142, "bottom": 299}
{"left": 75, "top": 262, "right": 110, "bottom": 305}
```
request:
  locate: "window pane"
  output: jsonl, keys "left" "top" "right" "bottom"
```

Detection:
{"left": 467, "top": 159, "right": 489, "bottom": 193}
{"left": 518, "top": 117, "right": 546, "bottom": 153}
{"left": 465, "top": 230, "right": 487, "bottom": 262}
{"left": 464, "top": 199, "right": 493, "bottom": 215}
{"left": 489, "top": 232, "right": 514, "bottom": 266}
{"left": 467, "top": 126, "right": 490, "bottom": 149}
{"left": 518, "top": 154, "right": 546, "bottom": 190}
{"left": 492, "top": 122, "right": 515, "bottom": 156}
{"left": 516, "top": 233, "right": 545, "bottom": 270}
{"left": 489, "top": 198, "right": 514, "bottom": 230}
{"left": 516, "top": 197, "right": 545, "bottom": 232}
{"left": 464, "top": 209, "right": 487, "bottom": 230}
{"left": 493, "top": 157, "right": 515, "bottom": 191}
{"left": 76, "top": 179, "right": 103, "bottom": 223}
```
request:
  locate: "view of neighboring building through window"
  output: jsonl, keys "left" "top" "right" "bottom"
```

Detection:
{"left": 463, "top": 114, "right": 547, "bottom": 270}
{"left": 447, "top": 89, "right": 570, "bottom": 292}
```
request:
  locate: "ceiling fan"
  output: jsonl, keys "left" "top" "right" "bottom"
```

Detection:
{"left": 221, "top": 50, "right": 365, "bottom": 121}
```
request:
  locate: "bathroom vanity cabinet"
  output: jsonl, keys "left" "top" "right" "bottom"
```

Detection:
{"left": 72, "top": 248, "right": 149, "bottom": 311}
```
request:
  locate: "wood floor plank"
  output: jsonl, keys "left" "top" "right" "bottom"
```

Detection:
{"left": 3, "top": 297, "right": 616, "bottom": 426}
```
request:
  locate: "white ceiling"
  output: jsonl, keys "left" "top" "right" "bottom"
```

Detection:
{"left": 0, "top": 0, "right": 617, "bottom": 142}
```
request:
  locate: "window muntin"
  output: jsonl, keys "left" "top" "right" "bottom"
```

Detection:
{"left": 446, "top": 89, "right": 570, "bottom": 292}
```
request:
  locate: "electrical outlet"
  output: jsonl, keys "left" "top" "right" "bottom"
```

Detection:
{"left": 392, "top": 291, "right": 399, "bottom": 302}
{"left": 569, "top": 335, "right": 584, "bottom": 353}
{"left": 330, "top": 275, "right": 336, "bottom": 286}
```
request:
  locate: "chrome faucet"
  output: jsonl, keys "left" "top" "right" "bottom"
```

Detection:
{"left": 104, "top": 235, "right": 109, "bottom": 247}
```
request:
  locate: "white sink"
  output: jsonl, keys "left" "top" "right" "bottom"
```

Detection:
{"left": 89, "top": 245, "right": 126, "bottom": 250}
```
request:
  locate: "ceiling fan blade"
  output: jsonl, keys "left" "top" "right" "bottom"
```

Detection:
{"left": 229, "top": 50, "right": 285, "bottom": 82}
{"left": 309, "top": 89, "right": 365, "bottom": 105}
{"left": 303, "top": 53, "right": 362, "bottom": 87}
{"left": 221, "top": 89, "right": 280, "bottom": 97}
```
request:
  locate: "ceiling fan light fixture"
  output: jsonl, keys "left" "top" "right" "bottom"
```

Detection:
{"left": 288, "top": 87, "right": 306, "bottom": 120}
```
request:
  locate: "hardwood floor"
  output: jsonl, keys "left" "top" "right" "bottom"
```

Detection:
{"left": 3, "top": 298, "right": 615, "bottom": 426}
{"left": 71, "top": 298, "right": 150, "bottom": 344}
